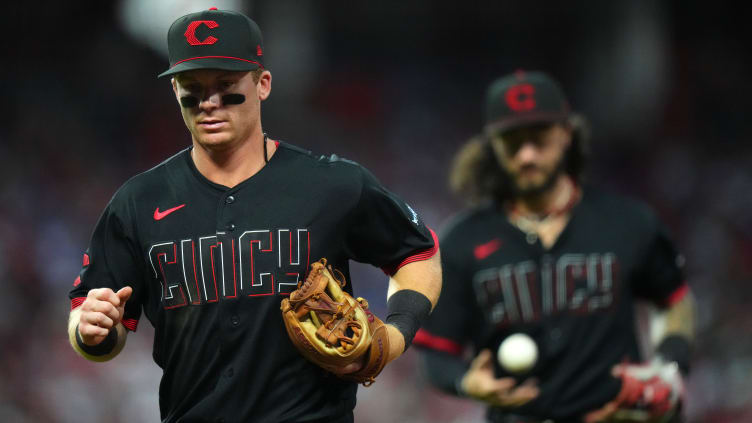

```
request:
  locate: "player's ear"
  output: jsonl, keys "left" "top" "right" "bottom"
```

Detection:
{"left": 171, "top": 78, "right": 180, "bottom": 103}
{"left": 257, "top": 70, "right": 272, "bottom": 101}
{"left": 560, "top": 123, "right": 573, "bottom": 148}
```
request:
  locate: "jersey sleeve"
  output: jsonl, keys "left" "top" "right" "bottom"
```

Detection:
{"left": 69, "top": 193, "right": 144, "bottom": 331}
{"left": 342, "top": 165, "right": 437, "bottom": 275}
{"left": 414, "top": 228, "right": 478, "bottom": 356}
{"left": 631, "top": 216, "right": 687, "bottom": 308}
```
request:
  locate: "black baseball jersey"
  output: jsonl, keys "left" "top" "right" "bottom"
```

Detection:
{"left": 69, "top": 141, "right": 437, "bottom": 423}
{"left": 416, "top": 187, "right": 686, "bottom": 422}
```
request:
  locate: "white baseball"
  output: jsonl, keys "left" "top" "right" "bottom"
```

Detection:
{"left": 497, "top": 333, "right": 538, "bottom": 374}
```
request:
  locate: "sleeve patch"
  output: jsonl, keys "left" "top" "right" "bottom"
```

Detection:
{"left": 83, "top": 253, "right": 90, "bottom": 267}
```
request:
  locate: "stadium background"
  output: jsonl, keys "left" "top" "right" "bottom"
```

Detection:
{"left": 2, "top": 1, "right": 750, "bottom": 421}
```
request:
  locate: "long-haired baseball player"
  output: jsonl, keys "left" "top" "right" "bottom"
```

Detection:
{"left": 415, "top": 70, "right": 695, "bottom": 423}
{"left": 67, "top": 8, "right": 441, "bottom": 422}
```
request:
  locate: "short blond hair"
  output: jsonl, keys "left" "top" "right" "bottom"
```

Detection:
{"left": 251, "top": 68, "right": 265, "bottom": 83}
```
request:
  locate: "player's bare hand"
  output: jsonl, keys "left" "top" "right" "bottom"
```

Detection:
{"left": 78, "top": 287, "right": 132, "bottom": 346}
{"left": 328, "top": 323, "right": 405, "bottom": 376}
{"left": 461, "top": 349, "right": 539, "bottom": 408}
{"left": 330, "top": 356, "right": 365, "bottom": 376}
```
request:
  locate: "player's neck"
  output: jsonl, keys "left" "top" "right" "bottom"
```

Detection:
{"left": 191, "top": 132, "right": 277, "bottom": 188}
{"left": 511, "top": 175, "right": 576, "bottom": 219}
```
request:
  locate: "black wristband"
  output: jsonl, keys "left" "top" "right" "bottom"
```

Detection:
{"left": 656, "top": 334, "right": 692, "bottom": 374}
{"left": 75, "top": 323, "right": 119, "bottom": 356}
{"left": 385, "top": 289, "right": 432, "bottom": 352}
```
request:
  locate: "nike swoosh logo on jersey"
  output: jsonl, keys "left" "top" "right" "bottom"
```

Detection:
{"left": 473, "top": 238, "right": 502, "bottom": 260}
{"left": 154, "top": 204, "right": 186, "bottom": 220}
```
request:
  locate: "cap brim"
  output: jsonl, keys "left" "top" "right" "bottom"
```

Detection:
{"left": 485, "top": 112, "right": 570, "bottom": 134}
{"left": 158, "top": 57, "right": 262, "bottom": 78}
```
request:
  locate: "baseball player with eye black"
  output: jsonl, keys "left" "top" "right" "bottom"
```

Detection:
{"left": 414, "top": 70, "right": 696, "bottom": 423}
{"left": 67, "top": 8, "right": 441, "bottom": 423}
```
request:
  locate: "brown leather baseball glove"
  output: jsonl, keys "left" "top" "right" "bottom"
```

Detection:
{"left": 280, "top": 258, "right": 390, "bottom": 386}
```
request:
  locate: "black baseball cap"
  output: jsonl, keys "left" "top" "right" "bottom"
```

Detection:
{"left": 158, "top": 7, "right": 264, "bottom": 78}
{"left": 484, "top": 70, "right": 571, "bottom": 133}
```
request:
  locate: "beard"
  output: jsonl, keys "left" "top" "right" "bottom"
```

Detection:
{"left": 504, "top": 155, "right": 566, "bottom": 199}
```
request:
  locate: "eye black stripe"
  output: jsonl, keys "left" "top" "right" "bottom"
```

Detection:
{"left": 222, "top": 94, "right": 245, "bottom": 105}
{"left": 179, "top": 94, "right": 245, "bottom": 108}
{"left": 180, "top": 96, "right": 199, "bottom": 108}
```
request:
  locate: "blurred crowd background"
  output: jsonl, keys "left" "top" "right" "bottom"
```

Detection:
{"left": 2, "top": 1, "right": 750, "bottom": 422}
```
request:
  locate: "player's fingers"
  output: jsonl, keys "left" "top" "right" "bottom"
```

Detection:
{"left": 611, "top": 364, "right": 625, "bottom": 377}
{"left": 489, "top": 376, "right": 516, "bottom": 392}
{"left": 78, "top": 321, "right": 110, "bottom": 339}
{"left": 470, "top": 349, "right": 493, "bottom": 370}
{"left": 82, "top": 311, "right": 115, "bottom": 329}
{"left": 584, "top": 402, "right": 618, "bottom": 423}
{"left": 89, "top": 288, "right": 120, "bottom": 306}
{"left": 496, "top": 383, "right": 539, "bottom": 407}
{"left": 331, "top": 361, "right": 363, "bottom": 375}
{"left": 520, "top": 377, "right": 539, "bottom": 387}
{"left": 511, "top": 384, "right": 540, "bottom": 399}
{"left": 116, "top": 286, "right": 133, "bottom": 304}
{"left": 91, "top": 301, "right": 120, "bottom": 322}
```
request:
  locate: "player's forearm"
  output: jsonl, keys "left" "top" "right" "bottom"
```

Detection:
{"left": 68, "top": 308, "right": 128, "bottom": 362}
{"left": 655, "top": 289, "right": 696, "bottom": 373}
{"left": 384, "top": 252, "right": 442, "bottom": 360}
{"left": 387, "top": 250, "right": 442, "bottom": 308}
{"left": 662, "top": 288, "right": 696, "bottom": 341}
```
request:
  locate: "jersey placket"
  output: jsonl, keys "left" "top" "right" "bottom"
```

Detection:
{"left": 215, "top": 189, "right": 241, "bottom": 381}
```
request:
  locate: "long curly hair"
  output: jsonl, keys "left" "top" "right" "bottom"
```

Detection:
{"left": 449, "top": 114, "right": 591, "bottom": 205}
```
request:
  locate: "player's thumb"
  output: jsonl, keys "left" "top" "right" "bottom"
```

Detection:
{"left": 116, "top": 286, "right": 133, "bottom": 305}
{"left": 472, "top": 349, "right": 493, "bottom": 370}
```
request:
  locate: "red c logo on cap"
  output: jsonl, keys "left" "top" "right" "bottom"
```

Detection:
{"left": 505, "top": 83, "right": 536, "bottom": 112}
{"left": 184, "top": 20, "right": 219, "bottom": 46}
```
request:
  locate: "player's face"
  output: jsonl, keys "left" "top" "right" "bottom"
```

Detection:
{"left": 172, "top": 69, "right": 272, "bottom": 150}
{"left": 490, "top": 123, "right": 572, "bottom": 196}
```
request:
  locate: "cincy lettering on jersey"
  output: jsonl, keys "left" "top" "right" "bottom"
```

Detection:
{"left": 473, "top": 253, "right": 619, "bottom": 326}
{"left": 148, "top": 228, "right": 309, "bottom": 309}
